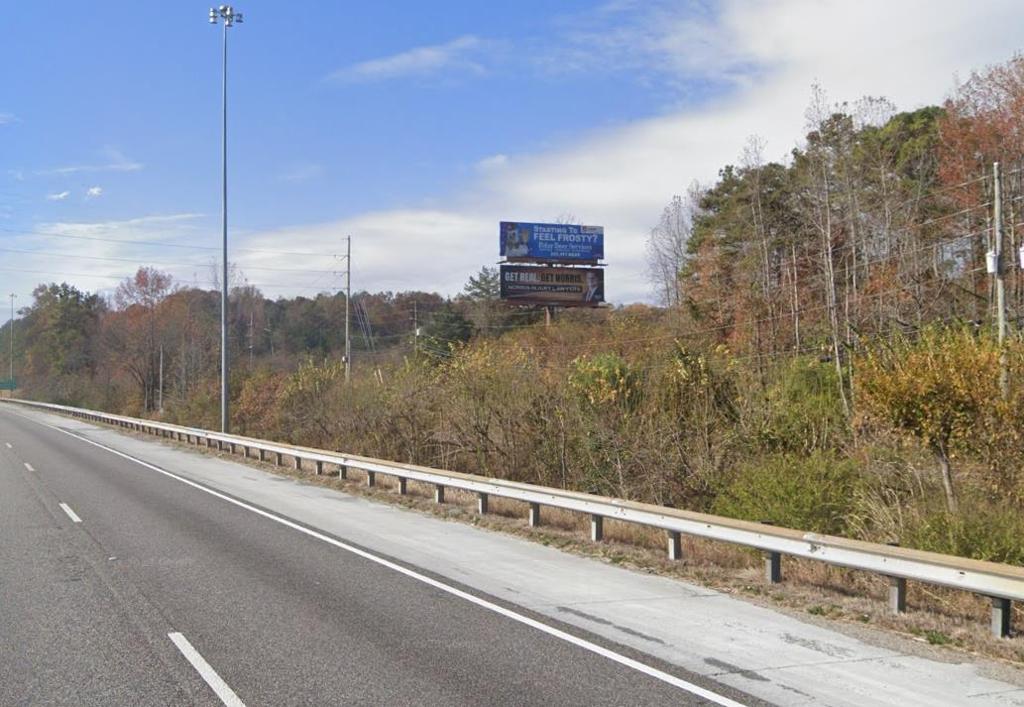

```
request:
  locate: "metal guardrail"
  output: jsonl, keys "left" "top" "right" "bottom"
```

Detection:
{"left": 6, "top": 397, "right": 1021, "bottom": 638}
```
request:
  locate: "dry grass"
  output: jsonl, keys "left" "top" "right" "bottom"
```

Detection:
{"left": 136, "top": 426, "right": 1024, "bottom": 668}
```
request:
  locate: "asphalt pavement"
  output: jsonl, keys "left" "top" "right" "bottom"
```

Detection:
{"left": 0, "top": 405, "right": 757, "bottom": 706}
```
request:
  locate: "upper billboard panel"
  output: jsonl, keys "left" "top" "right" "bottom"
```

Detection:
{"left": 500, "top": 221, "right": 604, "bottom": 263}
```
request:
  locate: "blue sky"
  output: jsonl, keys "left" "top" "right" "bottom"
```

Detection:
{"left": 1, "top": 1, "right": 1022, "bottom": 309}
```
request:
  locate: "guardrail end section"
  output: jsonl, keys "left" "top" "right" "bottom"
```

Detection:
{"left": 991, "top": 597, "right": 1012, "bottom": 638}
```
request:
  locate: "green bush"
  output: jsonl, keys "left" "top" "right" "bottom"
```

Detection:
{"left": 757, "top": 358, "right": 847, "bottom": 454}
{"left": 712, "top": 451, "right": 860, "bottom": 535}
{"left": 900, "top": 502, "right": 1024, "bottom": 566}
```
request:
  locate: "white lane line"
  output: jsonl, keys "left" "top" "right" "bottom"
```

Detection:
{"left": 5, "top": 442, "right": 11, "bottom": 448}
{"left": 24, "top": 462, "right": 34, "bottom": 472}
{"left": 28, "top": 418, "right": 746, "bottom": 707}
{"left": 168, "top": 632, "right": 246, "bottom": 707}
{"left": 59, "top": 502, "right": 82, "bottom": 523}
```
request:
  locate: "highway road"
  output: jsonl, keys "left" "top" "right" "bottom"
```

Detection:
{"left": 0, "top": 404, "right": 759, "bottom": 706}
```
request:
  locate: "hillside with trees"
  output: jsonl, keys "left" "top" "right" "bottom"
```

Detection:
{"left": 8, "top": 54, "right": 1024, "bottom": 565}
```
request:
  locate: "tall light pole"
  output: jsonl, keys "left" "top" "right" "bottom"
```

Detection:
{"left": 209, "top": 5, "right": 243, "bottom": 432}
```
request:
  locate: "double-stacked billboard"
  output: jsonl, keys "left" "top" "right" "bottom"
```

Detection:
{"left": 498, "top": 221, "right": 606, "bottom": 307}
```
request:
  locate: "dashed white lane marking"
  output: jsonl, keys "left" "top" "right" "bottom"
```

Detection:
{"left": 33, "top": 418, "right": 745, "bottom": 707}
{"left": 168, "top": 632, "right": 246, "bottom": 707}
{"left": 58, "top": 502, "right": 82, "bottom": 523}
{"left": 5, "top": 442, "right": 12, "bottom": 448}
{"left": 24, "top": 462, "right": 34, "bottom": 472}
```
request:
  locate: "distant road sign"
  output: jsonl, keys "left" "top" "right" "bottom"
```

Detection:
{"left": 500, "top": 265, "right": 604, "bottom": 307}
{"left": 500, "top": 222, "right": 604, "bottom": 263}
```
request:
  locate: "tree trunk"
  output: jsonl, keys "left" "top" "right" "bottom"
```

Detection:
{"left": 936, "top": 445, "right": 958, "bottom": 514}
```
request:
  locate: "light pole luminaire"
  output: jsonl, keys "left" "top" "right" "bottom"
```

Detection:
{"left": 209, "top": 5, "right": 242, "bottom": 433}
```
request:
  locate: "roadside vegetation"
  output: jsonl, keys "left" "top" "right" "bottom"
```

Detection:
{"left": 9, "top": 54, "right": 1024, "bottom": 570}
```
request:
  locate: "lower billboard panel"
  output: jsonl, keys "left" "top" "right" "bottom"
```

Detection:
{"left": 499, "top": 265, "right": 604, "bottom": 306}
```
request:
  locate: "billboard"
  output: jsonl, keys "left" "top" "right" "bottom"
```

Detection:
{"left": 500, "top": 221, "right": 604, "bottom": 263}
{"left": 500, "top": 265, "right": 604, "bottom": 307}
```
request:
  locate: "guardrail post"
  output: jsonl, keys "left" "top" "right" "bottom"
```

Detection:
{"left": 398, "top": 477, "right": 407, "bottom": 495}
{"left": 367, "top": 471, "right": 376, "bottom": 487}
{"left": 275, "top": 452, "right": 283, "bottom": 466}
{"left": 991, "top": 597, "right": 1012, "bottom": 638}
{"left": 529, "top": 503, "right": 541, "bottom": 527}
{"left": 258, "top": 449, "right": 267, "bottom": 462}
{"left": 764, "top": 552, "right": 782, "bottom": 584}
{"left": 435, "top": 484, "right": 445, "bottom": 504}
{"left": 888, "top": 577, "right": 907, "bottom": 614}
{"left": 339, "top": 465, "right": 348, "bottom": 480}
{"left": 668, "top": 531, "right": 683, "bottom": 561}
{"left": 477, "top": 492, "right": 488, "bottom": 515}
{"left": 315, "top": 461, "right": 324, "bottom": 475}
{"left": 229, "top": 442, "right": 236, "bottom": 454}
{"left": 293, "top": 456, "right": 302, "bottom": 471}
{"left": 591, "top": 515, "right": 603, "bottom": 542}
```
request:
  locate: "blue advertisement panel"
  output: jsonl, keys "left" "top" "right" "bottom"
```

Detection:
{"left": 500, "top": 221, "right": 604, "bottom": 262}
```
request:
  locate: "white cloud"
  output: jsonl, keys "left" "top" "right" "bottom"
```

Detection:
{"left": 38, "top": 147, "right": 142, "bottom": 176}
{"left": 236, "top": 1, "right": 1024, "bottom": 303}
{"left": 280, "top": 163, "right": 325, "bottom": 183}
{"left": 19, "top": 214, "right": 211, "bottom": 295}
{"left": 0, "top": 113, "right": 16, "bottom": 126}
{"left": 46, "top": 191, "right": 70, "bottom": 201}
{"left": 329, "top": 35, "right": 486, "bottom": 83}
{"left": 86, "top": 186, "right": 103, "bottom": 198}
{"left": 475, "top": 154, "right": 509, "bottom": 173}
{"left": 37, "top": 213, "right": 203, "bottom": 239}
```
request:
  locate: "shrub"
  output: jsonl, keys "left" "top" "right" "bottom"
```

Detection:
{"left": 757, "top": 358, "right": 847, "bottom": 454}
{"left": 712, "top": 451, "right": 860, "bottom": 535}
{"left": 900, "top": 500, "right": 1024, "bottom": 566}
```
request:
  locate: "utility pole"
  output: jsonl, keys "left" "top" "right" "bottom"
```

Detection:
{"left": 994, "top": 162, "right": 1009, "bottom": 397}
{"left": 158, "top": 345, "right": 164, "bottom": 413}
{"left": 8, "top": 293, "right": 15, "bottom": 387}
{"left": 209, "top": 4, "right": 243, "bottom": 433}
{"left": 248, "top": 311, "right": 254, "bottom": 366}
{"left": 344, "top": 235, "right": 352, "bottom": 383}
{"left": 413, "top": 300, "right": 419, "bottom": 356}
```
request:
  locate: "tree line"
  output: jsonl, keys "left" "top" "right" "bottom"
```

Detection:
{"left": 8, "top": 54, "right": 1024, "bottom": 567}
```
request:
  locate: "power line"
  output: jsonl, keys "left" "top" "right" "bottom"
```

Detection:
{"left": 0, "top": 245, "right": 338, "bottom": 274}
{"left": 0, "top": 225, "right": 343, "bottom": 259}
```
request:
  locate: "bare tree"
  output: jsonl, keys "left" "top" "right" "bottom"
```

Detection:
{"left": 647, "top": 186, "right": 699, "bottom": 307}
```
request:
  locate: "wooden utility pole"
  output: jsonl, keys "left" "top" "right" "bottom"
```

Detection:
{"left": 994, "top": 162, "right": 1009, "bottom": 398}
{"left": 345, "top": 236, "right": 352, "bottom": 383}
{"left": 413, "top": 300, "right": 419, "bottom": 356}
